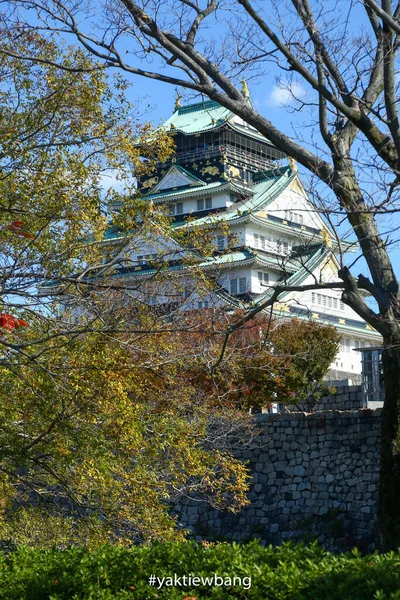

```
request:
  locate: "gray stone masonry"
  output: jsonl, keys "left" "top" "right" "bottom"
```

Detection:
{"left": 312, "top": 385, "right": 364, "bottom": 412}
{"left": 172, "top": 408, "right": 381, "bottom": 552}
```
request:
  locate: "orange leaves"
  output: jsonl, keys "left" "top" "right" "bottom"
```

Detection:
{"left": 6, "top": 221, "right": 34, "bottom": 240}
{"left": 0, "top": 314, "right": 29, "bottom": 331}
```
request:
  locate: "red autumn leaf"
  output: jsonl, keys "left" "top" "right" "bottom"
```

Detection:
{"left": 17, "top": 319, "right": 28, "bottom": 328}
{"left": 7, "top": 221, "right": 34, "bottom": 239}
{"left": 0, "top": 314, "right": 28, "bottom": 331}
{"left": 0, "top": 314, "right": 18, "bottom": 331}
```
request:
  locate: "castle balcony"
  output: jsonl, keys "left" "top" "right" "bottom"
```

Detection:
{"left": 156, "top": 144, "right": 279, "bottom": 173}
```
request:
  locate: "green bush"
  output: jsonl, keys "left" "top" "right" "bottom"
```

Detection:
{"left": 0, "top": 541, "right": 400, "bottom": 599}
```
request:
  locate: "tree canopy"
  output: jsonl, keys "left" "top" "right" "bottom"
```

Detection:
{"left": 3, "top": 0, "right": 400, "bottom": 548}
{"left": 9, "top": 0, "right": 398, "bottom": 548}
{"left": 0, "top": 28, "right": 254, "bottom": 548}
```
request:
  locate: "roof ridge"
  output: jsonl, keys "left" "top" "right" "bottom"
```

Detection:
{"left": 254, "top": 164, "right": 291, "bottom": 183}
{"left": 176, "top": 99, "right": 225, "bottom": 115}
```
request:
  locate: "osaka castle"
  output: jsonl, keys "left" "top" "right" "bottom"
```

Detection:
{"left": 104, "top": 94, "right": 381, "bottom": 383}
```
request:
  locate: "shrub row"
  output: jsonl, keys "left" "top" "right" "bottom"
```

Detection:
{"left": 1, "top": 540, "right": 400, "bottom": 599}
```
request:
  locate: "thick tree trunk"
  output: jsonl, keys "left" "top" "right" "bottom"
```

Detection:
{"left": 378, "top": 342, "right": 400, "bottom": 551}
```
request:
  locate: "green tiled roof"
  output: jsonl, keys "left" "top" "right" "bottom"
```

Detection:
{"left": 106, "top": 249, "right": 258, "bottom": 280}
{"left": 105, "top": 247, "right": 299, "bottom": 280}
{"left": 177, "top": 166, "right": 295, "bottom": 228}
{"left": 163, "top": 100, "right": 233, "bottom": 135}
{"left": 145, "top": 180, "right": 253, "bottom": 203}
{"left": 236, "top": 166, "right": 296, "bottom": 212}
{"left": 255, "top": 252, "right": 297, "bottom": 272}
{"left": 163, "top": 99, "right": 272, "bottom": 144}
{"left": 228, "top": 121, "right": 274, "bottom": 145}
{"left": 247, "top": 245, "right": 330, "bottom": 308}
{"left": 199, "top": 250, "right": 255, "bottom": 268}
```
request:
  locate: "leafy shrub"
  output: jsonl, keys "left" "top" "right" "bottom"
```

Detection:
{"left": 0, "top": 541, "right": 400, "bottom": 599}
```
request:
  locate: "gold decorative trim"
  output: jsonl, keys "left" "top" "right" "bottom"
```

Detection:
{"left": 275, "top": 302, "right": 290, "bottom": 313}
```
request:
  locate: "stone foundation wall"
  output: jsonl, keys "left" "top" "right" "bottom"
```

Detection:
{"left": 312, "top": 385, "right": 364, "bottom": 411}
{"left": 173, "top": 409, "right": 381, "bottom": 552}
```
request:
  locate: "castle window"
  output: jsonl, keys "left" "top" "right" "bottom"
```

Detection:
{"left": 217, "top": 235, "right": 225, "bottom": 250}
{"left": 205, "top": 197, "right": 212, "bottom": 209}
{"left": 239, "top": 277, "right": 247, "bottom": 293}
{"left": 197, "top": 199, "right": 204, "bottom": 211}
{"left": 260, "top": 235, "right": 266, "bottom": 249}
{"left": 313, "top": 292, "right": 344, "bottom": 310}
{"left": 168, "top": 202, "right": 183, "bottom": 215}
{"left": 258, "top": 272, "right": 269, "bottom": 286}
{"left": 230, "top": 279, "right": 238, "bottom": 295}
{"left": 253, "top": 233, "right": 259, "bottom": 248}
{"left": 285, "top": 210, "right": 304, "bottom": 225}
{"left": 197, "top": 300, "right": 209, "bottom": 309}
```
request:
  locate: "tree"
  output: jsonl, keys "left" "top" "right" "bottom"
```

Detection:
{"left": 178, "top": 312, "right": 339, "bottom": 411}
{"left": 0, "top": 29, "right": 252, "bottom": 547}
{"left": 0, "top": 319, "right": 251, "bottom": 548}
{"left": 6, "top": 0, "right": 400, "bottom": 549}
{"left": 269, "top": 320, "right": 339, "bottom": 411}
{"left": 182, "top": 311, "right": 340, "bottom": 411}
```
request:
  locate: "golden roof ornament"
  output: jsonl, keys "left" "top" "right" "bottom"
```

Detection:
{"left": 174, "top": 91, "right": 182, "bottom": 111}
{"left": 240, "top": 78, "right": 250, "bottom": 99}
{"left": 320, "top": 228, "right": 333, "bottom": 248}
{"left": 288, "top": 156, "right": 298, "bottom": 172}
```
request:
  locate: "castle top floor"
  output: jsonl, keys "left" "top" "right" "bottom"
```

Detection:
{"left": 138, "top": 99, "right": 286, "bottom": 191}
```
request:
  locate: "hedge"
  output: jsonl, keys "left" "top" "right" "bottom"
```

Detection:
{"left": 1, "top": 540, "right": 400, "bottom": 599}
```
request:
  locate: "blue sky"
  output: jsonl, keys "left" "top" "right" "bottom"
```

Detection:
{"left": 18, "top": 0, "right": 397, "bottom": 285}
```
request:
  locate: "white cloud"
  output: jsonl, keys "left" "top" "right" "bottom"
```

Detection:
{"left": 267, "top": 81, "right": 306, "bottom": 107}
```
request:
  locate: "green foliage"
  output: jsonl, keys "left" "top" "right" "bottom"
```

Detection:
{"left": 0, "top": 321, "right": 250, "bottom": 547}
{"left": 0, "top": 24, "right": 174, "bottom": 292}
{"left": 270, "top": 320, "right": 340, "bottom": 409}
{"left": 1, "top": 541, "right": 400, "bottom": 599}
{"left": 0, "top": 29, "right": 249, "bottom": 548}
{"left": 180, "top": 316, "right": 340, "bottom": 411}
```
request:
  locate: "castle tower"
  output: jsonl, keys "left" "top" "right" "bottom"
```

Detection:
{"left": 112, "top": 99, "right": 382, "bottom": 382}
